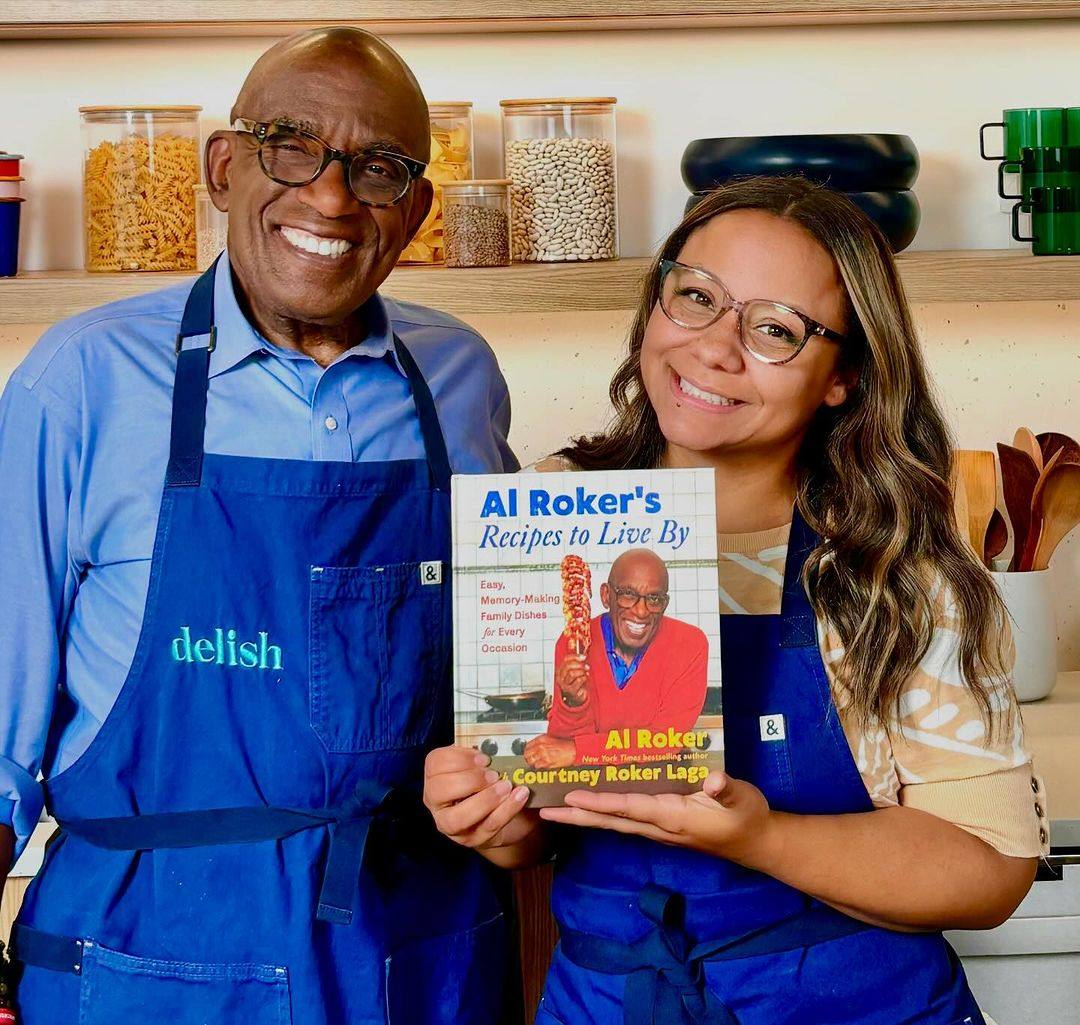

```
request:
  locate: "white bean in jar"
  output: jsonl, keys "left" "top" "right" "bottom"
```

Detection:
{"left": 505, "top": 137, "right": 616, "bottom": 262}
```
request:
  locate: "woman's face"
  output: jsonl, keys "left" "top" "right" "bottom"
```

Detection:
{"left": 641, "top": 209, "right": 854, "bottom": 467}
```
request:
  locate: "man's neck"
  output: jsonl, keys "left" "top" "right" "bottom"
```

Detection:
{"left": 230, "top": 265, "right": 369, "bottom": 368}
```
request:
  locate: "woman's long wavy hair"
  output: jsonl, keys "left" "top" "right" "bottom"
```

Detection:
{"left": 561, "top": 176, "right": 1007, "bottom": 732}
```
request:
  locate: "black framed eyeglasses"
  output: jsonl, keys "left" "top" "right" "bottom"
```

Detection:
{"left": 658, "top": 259, "right": 847, "bottom": 365}
{"left": 232, "top": 118, "right": 427, "bottom": 208}
{"left": 612, "top": 586, "right": 670, "bottom": 612}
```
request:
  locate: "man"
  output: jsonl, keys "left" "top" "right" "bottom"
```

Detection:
{"left": 0, "top": 28, "right": 516, "bottom": 1024}
{"left": 524, "top": 549, "right": 708, "bottom": 768}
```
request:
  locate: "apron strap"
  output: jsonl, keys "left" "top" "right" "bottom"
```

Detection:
{"left": 52, "top": 780, "right": 423, "bottom": 928}
{"left": 9, "top": 923, "right": 84, "bottom": 975}
{"left": 779, "top": 505, "right": 820, "bottom": 649}
{"left": 559, "top": 884, "right": 869, "bottom": 1025}
{"left": 165, "top": 258, "right": 218, "bottom": 488}
{"left": 393, "top": 335, "right": 453, "bottom": 492}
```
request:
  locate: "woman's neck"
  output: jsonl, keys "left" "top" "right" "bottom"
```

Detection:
{"left": 662, "top": 445, "right": 797, "bottom": 534}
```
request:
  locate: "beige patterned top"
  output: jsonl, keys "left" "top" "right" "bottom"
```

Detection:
{"left": 535, "top": 455, "right": 1048, "bottom": 858}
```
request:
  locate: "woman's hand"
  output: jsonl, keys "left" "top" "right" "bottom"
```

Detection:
{"left": 539, "top": 769, "right": 773, "bottom": 864}
{"left": 423, "top": 745, "right": 546, "bottom": 869}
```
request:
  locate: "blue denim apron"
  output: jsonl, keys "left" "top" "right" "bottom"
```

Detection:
{"left": 11, "top": 262, "right": 511, "bottom": 1025}
{"left": 535, "top": 511, "right": 985, "bottom": 1025}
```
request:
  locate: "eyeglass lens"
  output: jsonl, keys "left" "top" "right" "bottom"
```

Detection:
{"left": 661, "top": 265, "right": 808, "bottom": 362}
{"left": 259, "top": 126, "right": 412, "bottom": 204}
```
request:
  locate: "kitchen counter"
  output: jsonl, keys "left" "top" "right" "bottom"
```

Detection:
{"left": 1021, "top": 670, "right": 1080, "bottom": 839}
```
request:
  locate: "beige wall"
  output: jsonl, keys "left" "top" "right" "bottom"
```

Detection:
{"left": 3, "top": 19, "right": 1080, "bottom": 268}
{"left": 2, "top": 301, "right": 1077, "bottom": 670}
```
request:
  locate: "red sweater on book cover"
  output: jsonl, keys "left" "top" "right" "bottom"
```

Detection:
{"left": 546, "top": 614, "right": 709, "bottom": 761}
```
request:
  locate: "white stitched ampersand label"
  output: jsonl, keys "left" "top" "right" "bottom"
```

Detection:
{"left": 759, "top": 714, "right": 786, "bottom": 742}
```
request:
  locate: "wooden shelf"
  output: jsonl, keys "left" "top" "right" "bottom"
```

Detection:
{"left": 4, "top": 1, "right": 1080, "bottom": 38}
{"left": 1, "top": 252, "right": 1078, "bottom": 324}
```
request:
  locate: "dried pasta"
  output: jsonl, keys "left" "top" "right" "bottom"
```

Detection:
{"left": 398, "top": 124, "right": 471, "bottom": 265}
{"left": 84, "top": 133, "right": 198, "bottom": 272}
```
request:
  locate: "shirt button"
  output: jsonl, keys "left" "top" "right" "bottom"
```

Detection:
{"left": 1039, "top": 826, "right": 1049, "bottom": 845}
{"left": 1035, "top": 803, "right": 1044, "bottom": 818}
{"left": 1032, "top": 776, "right": 1040, "bottom": 794}
{"left": 324, "top": 416, "right": 338, "bottom": 432}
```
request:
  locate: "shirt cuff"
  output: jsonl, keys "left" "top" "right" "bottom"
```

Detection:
{"left": 898, "top": 761, "right": 1048, "bottom": 858}
{"left": 0, "top": 755, "right": 46, "bottom": 862}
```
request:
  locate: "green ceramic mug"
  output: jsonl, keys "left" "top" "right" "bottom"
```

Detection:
{"left": 998, "top": 146, "right": 1080, "bottom": 201}
{"left": 1012, "top": 185, "right": 1080, "bottom": 255}
{"left": 981, "top": 107, "right": 1068, "bottom": 162}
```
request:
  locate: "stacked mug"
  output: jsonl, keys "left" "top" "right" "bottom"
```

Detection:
{"left": 980, "top": 108, "right": 1080, "bottom": 255}
{"left": 0, "top": 152, "right": 23, "bottom": 277}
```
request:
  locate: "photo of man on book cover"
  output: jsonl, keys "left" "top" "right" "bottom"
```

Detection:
{"left": 525, "top": 549, "right": 709, "bottom": 770}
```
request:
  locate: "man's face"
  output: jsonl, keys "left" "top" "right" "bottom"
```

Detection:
{"left": 207, "top": 60, "right": 432, "bottom": 327}
{"left": 600, "top": 557, "right": 668, "bottom": 657}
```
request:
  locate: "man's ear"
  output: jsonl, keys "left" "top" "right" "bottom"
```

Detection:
{"left": 204, "top": 131, "right": 234, "bottom": 213}
{"left": 402, "top": 176, "right": 434, "bottom": 242}
{"left": 599, "top": 582, "right": 611, "bottom": 610}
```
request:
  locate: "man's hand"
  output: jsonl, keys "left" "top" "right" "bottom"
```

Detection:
{"left": 555, "top": 654, "right": 589, "bottom": 707}
{"left": 524, "top": 734, "right": 577, "bottom": 769}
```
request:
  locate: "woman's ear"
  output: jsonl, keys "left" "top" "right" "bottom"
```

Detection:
{"left": 822, "top": 365, "right": 859, "bottom": 409}
{"left": 204, "top": 131, "right": 233, "bottom": 213}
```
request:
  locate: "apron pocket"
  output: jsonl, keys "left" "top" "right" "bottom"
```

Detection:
{"left": 385, "top": 913, "right": 508, "bottom": 1025}
{"left": 310, "top": 562, "right": 447, "bottom": 753}
{"left": 721, "top": 711, "right": 797, "bottom": 810}
{"left": 79, "top": 941, "right": 291, "bottom": 1025}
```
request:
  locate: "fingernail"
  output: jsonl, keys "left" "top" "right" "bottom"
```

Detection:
{"left": 513, "top": 786, "right": 529, "bottom": 802}
{"left": 484, "top": 769, "right": 499, "bottom": 784}
{"left": 474, "top": 752, "right": 489, "bottom": 766}
{"left": 495, "top": 779, "right": 513, "bottom": 796}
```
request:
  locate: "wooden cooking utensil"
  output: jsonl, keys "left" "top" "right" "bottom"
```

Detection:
{"left": 1019, "top": 447, "right": 1063, "bottom": 572}
{"left": 983, "top": 507, "right": 1008, "bottom": 568}
{"left": 1037, "top": 431, "right": 1080, "bottom": 467}
{"left": 1031, "top": 461, "right": 1080, "bottom": 571}
{"left": 951, "top": 470, "right": 971, "bottom": 551}
{"left": 1013, "top": 427, "right": 1043, "bottom": 469}
{"left": 997, "top": 443, "right": 1040, "bottom": 571}
{"left": 954, "top": 450, "right": 997, "bottom": 555}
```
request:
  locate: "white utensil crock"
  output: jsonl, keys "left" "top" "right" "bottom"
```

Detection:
{"left": 991, "top": 568, "right": 1058, "bottom": 702}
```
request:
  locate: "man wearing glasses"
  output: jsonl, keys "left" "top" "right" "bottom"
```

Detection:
{"left": 2, "top": 27, "right": 516, "bottom": 1025}
{"left": 525, "top": 549, "right": 709, "bottom": 769}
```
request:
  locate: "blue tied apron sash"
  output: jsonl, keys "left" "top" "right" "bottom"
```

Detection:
{"left": 12, "top": 257, "right": 454, "bottom": 976}
{"left": 559, "top": 885, "right": 868, "bottom": 1025}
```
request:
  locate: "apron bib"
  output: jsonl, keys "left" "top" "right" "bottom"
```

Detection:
{"left": 11, "top": 262, "right": 511, "bottom": 1025}
{"left": 536, "top": 512, "right": 985, "bottom": 1025}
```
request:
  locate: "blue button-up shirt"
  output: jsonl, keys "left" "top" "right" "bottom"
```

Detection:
{"left": 600, "top": 613, "right": 647, "bottom": 689}
{"left": 0, "top": 256, "right": 518, "bottom": 855}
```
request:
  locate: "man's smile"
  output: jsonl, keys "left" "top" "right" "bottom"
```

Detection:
{"left": 278, "top": 225, "right": 356, "bottom": 259}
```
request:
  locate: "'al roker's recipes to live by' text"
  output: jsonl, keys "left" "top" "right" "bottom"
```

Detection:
{"left": 452, "top": 468, "right": 723, "bottom": 807}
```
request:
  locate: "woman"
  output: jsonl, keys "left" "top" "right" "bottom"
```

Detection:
{"left": 424, "top": 177, "right": 1046, "bottom": 1025}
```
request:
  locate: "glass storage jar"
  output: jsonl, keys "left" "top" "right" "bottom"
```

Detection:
{"left": 500, "top": 97, "right": 618, "bottom": 262}
{"left": 80, "top": 105, "right": 201, "bottom": 272}
{"left": 398, "top": 101, "right": 474, "bottom": 265}
{"left": 441, "top": 180, "right": 512, "bottom": 268}
{"left": 194, "top": 185, "right": 229, "bottom": 271}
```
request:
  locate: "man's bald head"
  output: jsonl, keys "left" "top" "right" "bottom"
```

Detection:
{"left": 204, "top": 26, "right": 435, "bottom": 349}
{"left": 230, "top": 28, "right": 430, "bottom": 161}
{"left": 608, "top": 549, "right": 669, "bottom": 592}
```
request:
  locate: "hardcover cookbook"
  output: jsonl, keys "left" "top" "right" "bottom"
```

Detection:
{"left": 452, "top": 468, "right": 723, "bottom": 806}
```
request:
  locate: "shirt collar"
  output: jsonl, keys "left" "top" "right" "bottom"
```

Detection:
{"left": 206, "top": 253, "right": 404, "bottom": 378}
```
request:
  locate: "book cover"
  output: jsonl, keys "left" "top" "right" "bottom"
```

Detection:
{"left": 452, "top": 468, "right": 723, "bottom": 807}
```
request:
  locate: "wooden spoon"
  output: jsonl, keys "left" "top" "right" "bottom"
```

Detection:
{"left": 1031, "top": 462, "right": 1080, "bottom": 571}
{"left": 1037, "top": 431, "right": 1080, "bottom": 467}
{"left": 1013, "top": 427, "right": 1043, "bottom": 470}
{"left": 983, "top": 507, "right": 1008, "bottom": 568}
{"left": 997, "top": 443, "right": 1040, "bottom": 572}
{"left": 1019, "top": 447, "right": 1064, "bottom": 571}
{"left": 954, "top": 450, "right": 997, "bottom": 555}
{"left": 951, "top": 469, "right": 971, "bottom": 552}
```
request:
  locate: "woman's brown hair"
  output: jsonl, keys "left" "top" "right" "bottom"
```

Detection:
{"left": 561, "top": 176, "right": 1008, "bottom": 732}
